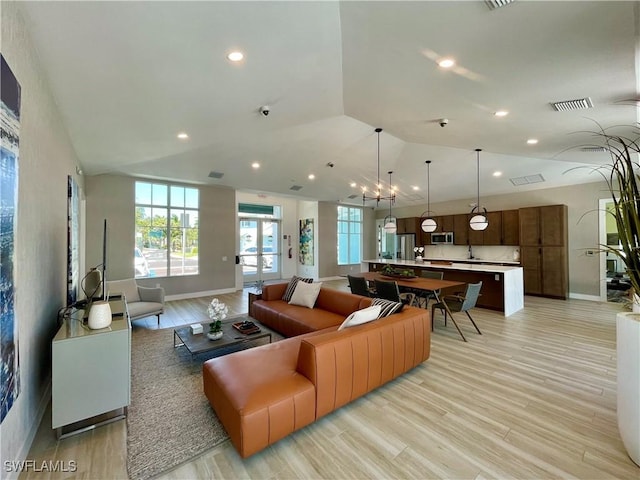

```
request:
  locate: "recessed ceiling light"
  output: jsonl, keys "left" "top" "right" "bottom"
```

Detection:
{"left": 251, "top": 162, "right": 260, "bottom": 169}
{"left": 177, "top": 132, "right": 189, "bottom": 140}
{"left": 438, "top": 58, "right": 455, "bottom": 68}
{"left": 493, "top": 171, "right": 503, "bottom": 177}
{"left": 412, "top": 186, "right": 420, "bottom": 191}
{"left": 308, "top": 174, "right": 315, "bottom": 180}
{"left": 527, "top": 138, "right": 539, "bottom": 145}
{"left": 494, "top": 110, "right": 509, "bottom": 117}
{"left": 350, "top": 182, "right": 357, "bottom": 188}
{"left": 227, "top": 51, "right": 244, "bottom": 62}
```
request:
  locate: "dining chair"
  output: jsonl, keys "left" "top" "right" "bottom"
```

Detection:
{"left": 347, "top": 275, "right": 374, "bottom": 297}
{"left": 374, "top": 279, "right": 417, "bottom": 306}
{"left": 415, "top": 270, "right": 444, "bottom": 308}
{"left": 430, "top": 281, "right": 483, "bottom": 342}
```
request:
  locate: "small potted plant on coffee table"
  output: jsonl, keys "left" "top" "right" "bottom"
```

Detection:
{"left": 207, "top": 320, "right": 223, "bottom": 340}
{"left": 206, "top": 298, "right": 228, "bottom": 340}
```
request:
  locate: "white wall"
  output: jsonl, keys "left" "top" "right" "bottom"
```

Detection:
{"left": 86, "top": 175, "right": 237, "bottom": 297}
{"left": 1, "top": 2, "right": 83, "bottom": 472}
{"left": 298, "top": 201, "right": 319, "bottom": 279}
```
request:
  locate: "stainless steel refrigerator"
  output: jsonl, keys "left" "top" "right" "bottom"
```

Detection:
{"left": 396, "top": 234, "right": 415, "bottom": 260}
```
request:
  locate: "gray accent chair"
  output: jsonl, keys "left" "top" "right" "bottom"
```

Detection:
{"left": 431, "top": 281, "right": 482, "bottom": 341}
{"left": 106, "top": 278, "right": 165, "bottom": 324}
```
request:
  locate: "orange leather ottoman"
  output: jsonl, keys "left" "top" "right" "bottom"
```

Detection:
{"left": 202, "top": 335, "right": 318, "bottom": 458}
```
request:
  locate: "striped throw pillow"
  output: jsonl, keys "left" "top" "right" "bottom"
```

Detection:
{"left": 282, "top": 276, "right": 313, "bottom": 302}
{"left": 371, "top": 298, "right": 404, "bottom": 318}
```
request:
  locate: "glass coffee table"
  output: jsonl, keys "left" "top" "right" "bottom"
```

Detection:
{"left": 173, "top": 316, "right": 272, "bottom": 360}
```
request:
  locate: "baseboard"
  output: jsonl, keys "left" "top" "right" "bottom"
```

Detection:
{"left": 165, "top": 288, "right": 237, "bottom": 302}
{"left": 569, "top": 292, "right": 603, "bottom": 302}
{"left": 9, "top": 376, "right": 53, "bottom": 480}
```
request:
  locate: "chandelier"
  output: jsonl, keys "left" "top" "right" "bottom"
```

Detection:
{"left": 382, "top": 171, "right": 397, "bottom": 234}
{"left": 363, "top": 128, "right": 396, "bottom": 206}
{"left": 469, "top": 148, "right": 489, "bottom": 231}
{"left": 420, "top": 160, "right": 437, "bottom": 233}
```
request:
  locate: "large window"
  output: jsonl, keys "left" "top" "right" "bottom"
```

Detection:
{"left": 135, "top": 182, "right": 199, "bottom": 278}
{"left": 337, "top": 206, "right": 362, "bottom": 265}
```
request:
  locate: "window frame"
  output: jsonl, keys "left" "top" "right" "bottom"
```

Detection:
{"left": 135, "top": 181, "right": 199, "bottom": 278}
{"left": 337, "top": 206, "right": 363, "bottom": 265}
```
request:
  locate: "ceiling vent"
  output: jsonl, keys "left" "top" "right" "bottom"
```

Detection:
{"left": 485, "top": 0, "right": 515, "bottom": 10}
{"left": 510, "top": 174, "right": 545, "bottom": 186}
{"left": 580, "top": 146, "right": 607, "bottom": 152}
{"left": 551, "top": 97, "right": 594, "bottom": 112}
{"left": 347, "top": 194, "right": 359, "bottom": 199}
{"left": 289, "top": 185, "right": 303, "bottom": 191}
{"left": 208, "top": 171, "right": 224, "bottom": 179}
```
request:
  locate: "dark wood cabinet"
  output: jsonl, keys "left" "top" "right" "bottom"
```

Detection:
{"left": 520, "top": 205, "right": 567, "bottom": 246}
{"left": 424, "top": 267, "right": 504, "bottom": 311}
{"left": 482, "top": 211, "right": 503, "bottom": 245}
{"left": 519, "top": 207, "right": 540, "bottom": 245}
{"left": 439, "top": 215, "right": 454, "bottom": 232}
{"left": 453, "top": 214, "right": 469, "bottom": 245}
{"left": 541, "top": 246, "right": 567, "bottom": 296}
{"left": 502, "top": 209, "right": 520, "bottom": 246}
{"left": 540, "top": 205, "right": 567, "bottom": 246}
{"left": 521, "top": 246, "right": 567, "bottom": 298}
{"left": 519, "top": 205, "right": 568, "bottom": 299}
{"left": 521, "top": 246, "right": 542, "bottom": 295}
{"left": 396, "top": 217, "right": 418, "bottom": 235}
{"left": 396, "top": 217, "right": 416, "bottom": 234}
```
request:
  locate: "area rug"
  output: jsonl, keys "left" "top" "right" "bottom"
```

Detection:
{"left": 126, "top": 326, "right": 230, "bottom": 480}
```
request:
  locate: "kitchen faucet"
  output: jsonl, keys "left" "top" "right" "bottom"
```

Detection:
{"left": 468, "top": 245, "right": 474, "bottom": 260}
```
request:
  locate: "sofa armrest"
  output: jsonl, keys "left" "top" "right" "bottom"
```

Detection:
{"left": 296, "top": 307, "right": 430, "bottom": 419}
{"left": 261, "top": 283, "right": 288, "bottom": 301}
{"left": 138, "top": 285, "right": 165, "bottom": 304}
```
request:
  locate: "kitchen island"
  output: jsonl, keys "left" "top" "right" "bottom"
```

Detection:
{"left": 361, "top": 259, "right": 524, "bottom": 316}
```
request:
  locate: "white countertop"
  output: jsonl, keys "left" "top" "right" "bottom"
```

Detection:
{"left": 363, "top": 258, "right": 522, "bottom": 274}
{"left": 423, "top": 257, "right": 521, "bottom": 266}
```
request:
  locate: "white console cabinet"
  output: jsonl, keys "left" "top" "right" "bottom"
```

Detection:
{"left": 52, "top": 298, "right": 131, "bottom": 436}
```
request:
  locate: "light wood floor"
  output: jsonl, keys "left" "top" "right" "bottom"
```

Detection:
{"left": 23, "top": 280, "right": 639, "bottom": 479}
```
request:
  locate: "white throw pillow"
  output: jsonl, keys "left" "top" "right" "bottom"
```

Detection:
{"left": 288, "top": 281, "right": 322, "bottom": 309}
{"left": 338, "top": 305, "right": 382, "bottom": 330}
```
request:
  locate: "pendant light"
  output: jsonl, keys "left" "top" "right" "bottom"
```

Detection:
{"left": 382, "top": 171, "right": 397, "bottom": 234}
{"left": 469, "top": 148, "right": 489, "bottom": 231}
{"left": 420, "top": 160, "right": 437, "bottom": 233}
{"left": 363, "top": 128, "right": 395, "bottom": 206}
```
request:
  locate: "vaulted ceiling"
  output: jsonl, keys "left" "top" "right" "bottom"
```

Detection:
{"left": 20, "top": 1, "right": 639, "bottom": 208}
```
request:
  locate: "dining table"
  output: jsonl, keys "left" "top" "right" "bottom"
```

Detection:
{"left": 351, "top": 271, "right": 470, "bottom": 341}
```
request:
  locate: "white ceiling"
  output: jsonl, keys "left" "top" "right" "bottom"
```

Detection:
{"left": 20, "top": 1, "right": 639, "bottom": 208}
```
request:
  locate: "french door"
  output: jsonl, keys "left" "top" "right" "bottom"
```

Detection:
{"left": 239, "top": 218, "right": 280, "bottom": 283}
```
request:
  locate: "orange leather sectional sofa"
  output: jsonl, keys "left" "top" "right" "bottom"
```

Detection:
{"left": 202, "top": 282, "right": 431, "bottom": 458}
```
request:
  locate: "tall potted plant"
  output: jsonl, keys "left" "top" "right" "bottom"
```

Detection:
{"left": 589, "top": 127, "right": 639, "bottom": 466}
{"left": 598, "top": 131, "right": 640, "bottom": 310}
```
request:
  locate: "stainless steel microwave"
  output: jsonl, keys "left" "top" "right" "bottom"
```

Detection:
{"left": 431, "top": 232, "right": 454, "bottom": 244}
